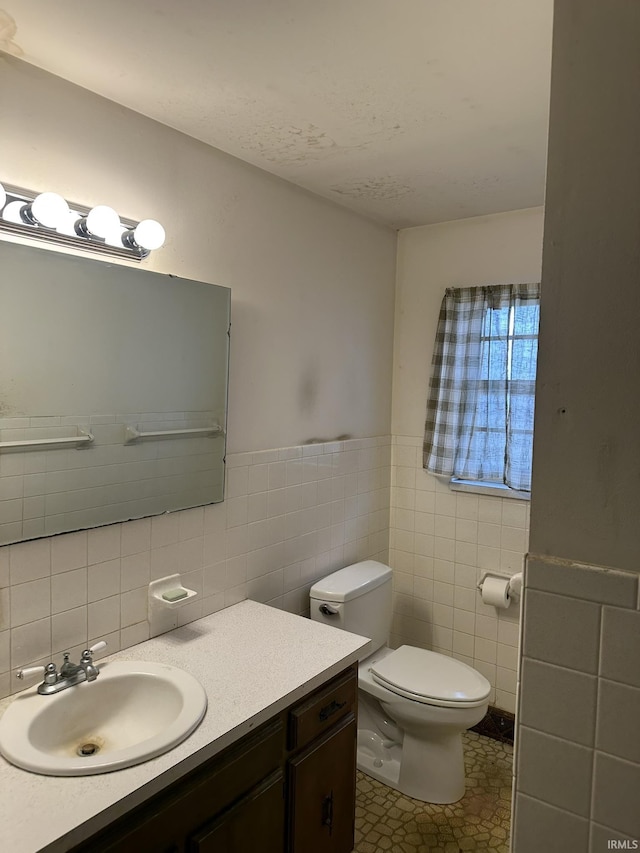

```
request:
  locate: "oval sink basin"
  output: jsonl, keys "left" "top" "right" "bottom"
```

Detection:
{"left": 0, "top": 661, "right": 207, "bottom": 776}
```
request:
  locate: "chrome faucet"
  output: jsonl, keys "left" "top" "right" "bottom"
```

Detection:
{"left": 16, "top": 641, "right": 107, "bottom": 695}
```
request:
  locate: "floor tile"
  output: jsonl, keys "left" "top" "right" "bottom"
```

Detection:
{"left": 354, "top": 731, "right": 513, "bottom": 852}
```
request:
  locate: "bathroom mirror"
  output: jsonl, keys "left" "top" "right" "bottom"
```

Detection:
{"left": 0, "top": 239, "right": 231, "bottom": 545}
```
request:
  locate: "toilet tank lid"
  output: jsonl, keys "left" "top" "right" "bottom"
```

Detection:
{"left": 309, "top": 560, "right": 391, "bottom": 603}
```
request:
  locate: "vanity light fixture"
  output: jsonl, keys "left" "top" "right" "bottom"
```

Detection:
{"left": 0, "top": 181, "right": 165, "bottom": 261}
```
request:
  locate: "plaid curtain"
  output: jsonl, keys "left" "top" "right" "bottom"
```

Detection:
{"left": 423, "top": 283, "right": 540, "bottom": 492}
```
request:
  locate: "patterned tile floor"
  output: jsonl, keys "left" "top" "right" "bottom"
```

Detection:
{"left": 354, "top": 731, "right": 513, "bottom": 853}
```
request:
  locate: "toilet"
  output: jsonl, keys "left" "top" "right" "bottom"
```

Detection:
{"left": 310, "top": 560, "right": 491, "bottom": 804}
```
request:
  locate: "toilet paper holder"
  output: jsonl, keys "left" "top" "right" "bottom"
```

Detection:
{"left": 477, "top": 571, "right": 523, "bottom": 599}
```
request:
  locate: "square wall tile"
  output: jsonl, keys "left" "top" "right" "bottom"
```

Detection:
{"left": 52, "top": 607, "right": 87, "bottom": 653}
{"left": 120, "top": 552, "right": 150, "bottom": 593}
{"left": 121, "top": 621, "right": 150, "bottom": 649}
{"left": 513, "top": 794, "right": 588, "bottom": 853}
{"left": 51, "top": 531, "right": 87, "bottom": 574}
{"left": 121, "top": 588, "right": 148, "bottom": 628}
{"left": 495, "top": 689, "right": 516, "bottom": 713}
{"left": 596, "top": 680, "right": 640, "bottom": 763}
{"left": 88, "top": 525, "right": 121, "bottom": 565}
{"left": 477, "top": 497, "right": 502, "bottom": 524}
{"left": 527, "top": 558, "right": 638, "bottom": 608}
{"left": 120, "top": 518, "right": 151, "bottom": 557}
{"left": 10, "top": 578, "right": 50, "bottom": 627}
{"left": 517, "top": 726, "right": 593, "bottom": 816}
{"left": 9, "top": 538, "right": 50, "bottom": 584}
{"left": 592, "top": 752, "right": 640, "bottom": 838}
{"left": 178, "top": 507, "right": 204, "bottom": 541}
{"left": 590, "top": 822, "right": 639, "bottom": 853}
{"left": 0, "top": 547, "right": 8, "bottom": 587}
{"left": 51, "top": 568, "right": 87, "bottom": 614}
{"left": 519, "top": 658, "right": 597, "bottom": 746}
{"left": 523, "top": 590, "right": 600, "bottom": 673}
{"left": 600, "top": 607, "right": 640, "bottom": 688}
{"left": 502, "top": 501, "right": 528, "bottom": 529}
{"left": 150, "top": 515, "right": 181, "bottom": 552}
{"left": 0, "top": 630, "right": 8, "bottom": 672}
{"left": 88, "top": 559, "right": 121, "bottom": 602}
{"left": 88, "top": 596, "right": 120, "bottom": 638}
{"left": 11, "top": 617, "right": 51, "bottom": 668}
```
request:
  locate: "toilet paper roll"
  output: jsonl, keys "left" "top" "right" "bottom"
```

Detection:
{"left": 481, "top": 576, "right": 511, "bottom": 609}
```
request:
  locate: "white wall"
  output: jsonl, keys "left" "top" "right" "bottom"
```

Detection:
{"left": 390, "top": 208, "right": 544, "bottom": 712}
{"left": 514, "top": 1, "right": 640, "bottom": 849}
{"left": 392, "top": 207, "right": 545, "bottom": 438}
{"left": 0, "top": 57, "right": 397, "bottom": 454}
{"left": 0, "top": 58, "right": 396, "bottom": 696}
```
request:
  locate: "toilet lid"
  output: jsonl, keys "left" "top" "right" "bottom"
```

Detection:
{"left": 370, "top": 646, "right": 491, "bottom": 708}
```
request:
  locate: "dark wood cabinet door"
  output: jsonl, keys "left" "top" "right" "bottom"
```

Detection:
{"left": 71, "top": 718, "right": 285, "bottom": 853}
{"left": 288, "top": 714, "right": 357, "bottom": 853}
{"left": 190, "top": 770, "right": 285, "bottom": 853}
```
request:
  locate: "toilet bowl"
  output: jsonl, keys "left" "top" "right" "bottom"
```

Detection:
{"left": 357, "top": 645, "right": 489, "bottom": 802}
{"left": 310, "top": 561, "right": 491, "bottom": 804}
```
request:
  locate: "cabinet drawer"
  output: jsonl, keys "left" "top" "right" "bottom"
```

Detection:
{"left": 189, "top": 770, "right": 285, "bottom": 853}
{"left": 288, "top": 667, "right": 356, "bottom": 751}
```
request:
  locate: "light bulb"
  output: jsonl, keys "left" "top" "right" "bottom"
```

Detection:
{"left": 30, "top": 192, "right": 70, "bottom": 228}
{"left": 0, "top": 183, "right": 6, "bottom": 210}
{"left": 57, "top": 208, "right": 84, "bottom": 237}
{"left": 133, "top": 219, "right": 165, "bottom": 251}
{"left": 85, "top": 205, "right": 121, "bottom": 240}
{"left": 1, "top": 200, "right": 26, "bottom": 223}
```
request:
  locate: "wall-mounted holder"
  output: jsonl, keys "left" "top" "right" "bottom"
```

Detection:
{"left": 148, "top": 574, "right": 198, "bottom": 637}
{"left": 477, "top": 571, "right": 524, "bottom": 610}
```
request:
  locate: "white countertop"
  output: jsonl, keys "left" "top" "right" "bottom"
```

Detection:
{"left": 0, "top": 600, "right": 369, "bottom": 853}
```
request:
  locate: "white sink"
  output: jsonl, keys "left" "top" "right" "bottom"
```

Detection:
{"left": 0, "top": 661, "right": 208, "bottom": 776}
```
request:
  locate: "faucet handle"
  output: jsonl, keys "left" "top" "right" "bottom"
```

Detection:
{"left": 81, "top": 640, "right": 107, "bottom": 662}
{"left": 16, "top": 665, "right": 45, "bottom": 681}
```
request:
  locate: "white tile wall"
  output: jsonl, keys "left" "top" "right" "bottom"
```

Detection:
{"left": 389, "top": 435, "right": 529, "bottom": 713}
{"left": 516, "top": 556, "right": 640, "bottom": 850}
{"left": 0, "top": 436, "right": 390, "bottom": 699}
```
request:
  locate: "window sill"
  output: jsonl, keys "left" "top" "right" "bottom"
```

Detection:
{"left": 447, "top": 478, "right": 531, "bottom": 501}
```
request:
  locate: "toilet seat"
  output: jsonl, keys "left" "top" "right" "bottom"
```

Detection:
{"left": 370, "top": 646, "right": 491, "bottom": 709}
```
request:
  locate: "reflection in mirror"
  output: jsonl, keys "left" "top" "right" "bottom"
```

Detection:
{"left": 0, "top": 240, "right": 231, "bottom": 546}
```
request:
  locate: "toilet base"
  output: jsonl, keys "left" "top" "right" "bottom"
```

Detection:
{"left": 397, "top": 729, "right": 465, "bottom": 803}
{"left": 356, "top": 726, "right": 466, "bottom": 803}
{"left": 356, "top": 728, "right": 401, "bottom": 789}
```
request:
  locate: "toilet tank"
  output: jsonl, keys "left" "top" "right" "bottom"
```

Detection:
{"left": 309, "top": 560, "right": 392, "bottom": 656}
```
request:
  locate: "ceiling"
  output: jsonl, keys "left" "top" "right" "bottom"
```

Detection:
{"left": 0, "top": 1, "right": 553, "bottom": 230}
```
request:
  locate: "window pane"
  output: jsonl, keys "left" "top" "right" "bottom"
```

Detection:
{"left": 511, "top": 337, "right": 539, "bottom": 381}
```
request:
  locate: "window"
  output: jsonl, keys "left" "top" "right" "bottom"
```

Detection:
{"left": 423, "top": 283, "right": 540, "bottom": 495}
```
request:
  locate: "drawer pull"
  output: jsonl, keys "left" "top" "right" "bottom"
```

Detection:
{"left": 321, "top": 791, "right": 334, "bottom": 833}
{"left": 318, "top": 699, "right": 347, "bottom": 722}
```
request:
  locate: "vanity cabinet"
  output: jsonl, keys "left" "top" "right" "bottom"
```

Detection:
{"left": 287, "top": 667, "right": 358, "bottom": 853}
{"left": 69, "top": 665, "right": 357, "bottom": 853}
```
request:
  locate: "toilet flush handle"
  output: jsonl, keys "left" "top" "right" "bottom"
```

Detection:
{"left": 319, "top": 603, "right": 339, "bottom": 616}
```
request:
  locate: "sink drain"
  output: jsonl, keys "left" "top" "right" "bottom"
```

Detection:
{"left": 77, "top": 742, "right": 100, "bottom": 757}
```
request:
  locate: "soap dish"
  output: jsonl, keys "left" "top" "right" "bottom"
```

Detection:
{"left": 150, "top": 575, "right": 198, "bottom": 609}
{"left": 148, "top": 575, "right": 198, "bottom": 636}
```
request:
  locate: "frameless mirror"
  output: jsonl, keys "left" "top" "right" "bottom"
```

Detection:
{"left": 0, "top": 239, "right": 230, "bottom": 545}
